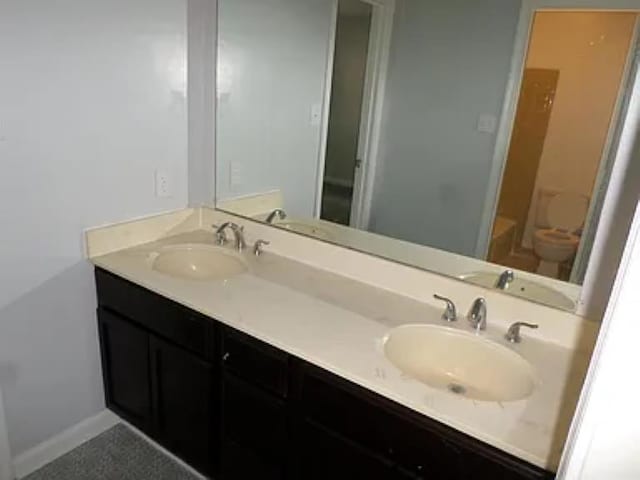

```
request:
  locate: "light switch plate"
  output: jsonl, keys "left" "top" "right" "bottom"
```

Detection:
{"left": 310, "top": 104, "right": 323, "bottom": 127}
{"left": 477, "top": 114, "right": 498, "bottom": 134}
{"left": 155, "top": 170, "right": 173, "bottom": 198}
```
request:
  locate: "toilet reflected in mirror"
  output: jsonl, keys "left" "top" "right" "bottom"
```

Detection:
{"left": 533, "top": 192, "right": 588, "bottom": 279}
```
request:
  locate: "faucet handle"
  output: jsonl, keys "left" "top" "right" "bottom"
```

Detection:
{"left": 212, "top": 225, "right": 227, "bottom": 246}
{"left": 505, "top": 322, "right": 539, "bottom": 343}
{"left": 433, "top": 294, "right": 457, "bottom": 322}
{"left": 253, "top": 239, "right": 270, "bottom": 257}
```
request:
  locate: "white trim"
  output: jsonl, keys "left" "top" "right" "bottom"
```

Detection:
{"left": 13, "top": 410, "right": 119, "bottom": 479}
{"left": 476, "top": 0, "right": 640, "bottom": 260}
{"left": 576, "top": 56, "right": 640, "bottom": 317}
{"left": 557, "top": 201, "right": 640, "bottom": 479}
{"left": 313, "top": 0, "right": 339, "bottom": 219}
{"left": 120, "top": 420, "right": 206, "bottom": 480}
{"left": 350, "top": 0, "right": 395, "bottom": 229}
{"left": 475, "top": 1, "right": 534, "bottom": 259}
{"left": 571, "top": 17, "right": 640, "bottom": 282}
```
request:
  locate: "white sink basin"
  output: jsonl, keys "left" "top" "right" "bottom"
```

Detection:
{"left": 384, "top": 325, "right": 535, "bottom": 402}
{"left": 275, "top": 221, "right": 333, "bottom": 240}
{"left": 152, "top": 244, "right": 248, "bottom": 281}
{"left": 460, "top": 272, "right": 575, "bottom": 311}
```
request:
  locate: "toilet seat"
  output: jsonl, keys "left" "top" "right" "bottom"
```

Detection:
{"left": 547, "top": 193, "right": 588, "bottom": 232}
{"left": 534, "top": 228, "right": 579, "bottom": 247}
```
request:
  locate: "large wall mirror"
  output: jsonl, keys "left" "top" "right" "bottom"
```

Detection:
{"left": 214, "top": 0, "right": 640, "bottom": 312}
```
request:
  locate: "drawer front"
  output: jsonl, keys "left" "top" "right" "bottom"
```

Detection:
{"left": 299, "top": 420, "right": 395, "bottom": 480}
{"left": 95, "top": 268, "right": 214, "bottom": 360}
{"left": 222, "top": 373, "right": 287, "bottom": 462}
{"left": 221, "top": 327, "right": 288, "bottom": 398}
{"left": 299, "top": 364, "right": 553, "bottom": 480}
{"left": 299, "top": 366, "right": 399, "bottom": 459}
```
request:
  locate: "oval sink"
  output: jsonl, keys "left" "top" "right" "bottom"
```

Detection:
{"left": 152, "top": 244, "right": 248, "bottom": 281}
{"left": 384, "top": 325, "right": 535, "bottom": 402}
{"left": 460, "top": 272, "right": 575, "bottom": 311}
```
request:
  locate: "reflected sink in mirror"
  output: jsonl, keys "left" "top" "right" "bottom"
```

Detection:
{"left": 274, "top": 221, "right": 334, "bottom": 241}
{"left": 384, "top": 325, "right": 536, "bottom": 402}
{"left": 152, "top": 244, "right": 248, "bottom": 281}
{"left": 460, "top": 272, "right": 575, "bottom": 311}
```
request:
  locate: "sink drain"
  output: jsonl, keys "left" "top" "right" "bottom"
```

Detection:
{"left": 448, "top": 383, "right": 467, "bottom": 395}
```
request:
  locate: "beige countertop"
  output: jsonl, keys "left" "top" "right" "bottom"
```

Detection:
{"left": 90, "top": 230, "right": 593, "bottom": 472}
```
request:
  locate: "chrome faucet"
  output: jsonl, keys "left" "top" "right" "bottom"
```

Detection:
{"left": 505, "top": 322, "right": 539, "bottom": 343}
{"left": 467, "top": 298, "right": 487, "bottom": 331}
{"left": 265, "top": 209, "right": 287, "bottom": 224}
{"left": 494, "top": 270, "right": 514, "bottom": 290}
{"left": 214, "top": 222, "right": 246, "bottom": 252}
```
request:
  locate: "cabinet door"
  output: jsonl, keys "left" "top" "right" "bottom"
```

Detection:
{"left": 97, "top": 308, "right": 152, "bottom": 433}
{"left": 150, "top": 336, "right": 217, "bottom": 477}
{"left": 298, "top": 420, "right": 396, "bottom": 480}
{"left": 221, "top": 373, "right": 287, "bottom": 479}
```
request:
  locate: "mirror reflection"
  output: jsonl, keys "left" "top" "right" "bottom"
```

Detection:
{"left": 216, "top": 0, "right": 640, "bottom": 311}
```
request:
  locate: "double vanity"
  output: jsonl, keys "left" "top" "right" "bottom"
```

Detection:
{"left": 87, "top": 209, "right": 596, "bottom": 480}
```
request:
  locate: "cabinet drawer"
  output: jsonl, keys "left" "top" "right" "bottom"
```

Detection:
{"left": 299, "top": 366, "right": 399, "bottom": 459}
{"left": 299, "top": 420, "right": 395, "bottom": 480}
{"left": 95, "top": 268, "right": 214, "bottom": 360}
{"left": 222, "top": 373, "right": 287, "bottom": 462}
{"left": 221, "top": 327, "right": 288, "bottom": 398}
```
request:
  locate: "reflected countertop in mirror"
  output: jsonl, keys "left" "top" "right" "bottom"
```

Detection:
{"left": 214, "top": 0, "right": 640, "bottom": 312}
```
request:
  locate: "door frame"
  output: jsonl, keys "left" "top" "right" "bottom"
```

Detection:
{"left": 313, "top": 0, "right": 396, "bottom": 229}
{"left": 474, "top": 0, "right": 640, "bottom": 260}
{"left": 349, "top": 0, "right": 395, "bottom": 229}
{"left": 557, "top": 201, "right": 640, "bottom": 479}
{"left": 570, "top": 17, "right": 640, "bottom": 282}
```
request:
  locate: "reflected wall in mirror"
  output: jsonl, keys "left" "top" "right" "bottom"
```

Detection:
{"left": 216, "top": 0, "right": 640, "bottom": 312}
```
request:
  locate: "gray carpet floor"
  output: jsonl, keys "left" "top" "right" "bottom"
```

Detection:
{"left": 23, "top": 424, "right": 201, "bottom": 480}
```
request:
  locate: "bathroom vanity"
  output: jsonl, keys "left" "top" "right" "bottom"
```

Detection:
{"left": 87, "top": 214, "right": 597, "bottom": 480}
{"left": 95, "top": 268, "right": 553, "bottom": 479}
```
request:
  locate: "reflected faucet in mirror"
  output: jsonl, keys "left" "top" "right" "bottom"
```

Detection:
{"left": 266, "top": 209, "right": 287, "bottom": 224}
{"left": 495, "top": 270, "right": 515, "bottom": 290}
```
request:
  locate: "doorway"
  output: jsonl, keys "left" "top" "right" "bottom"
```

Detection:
{"left": 486, "top": 10, "right": 639, "bottom": 281}
{"left": 320, "top": 0, "right": 373, "bottom": 225}
{"left": 315, "top": 0, "right": 395, "bottom": 228}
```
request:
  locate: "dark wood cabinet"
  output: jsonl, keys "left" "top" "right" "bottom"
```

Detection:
{"left": 298, "top": 419, "right": 396, "bottom": 480}
{"left": 95, "top": 268, "right": 555, "bottom": 480}
{"left": 219, "top": 326, "right": 290, "bottom": 479}
{"left": 150, "top": 336, "right": 217, "bottom": 476}
{"left": 96, "top": 270, "right": 218, "bottom": 478}
{"left": 97, "top": 308, "right": 152, "bottom": 433}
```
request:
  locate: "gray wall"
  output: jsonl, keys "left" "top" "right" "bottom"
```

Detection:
{"left": 369, "top": 0, "right": 521, "bottom": 257}
{"left": 216, "top": 0, "right": 334, "bottom": 217}
{"left": 0, "top": 0, "right": 189, "bottom": 455}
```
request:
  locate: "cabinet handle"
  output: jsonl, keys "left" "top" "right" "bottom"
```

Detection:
{"left": 222, "top": 352, "right": 230, "bottom": 362}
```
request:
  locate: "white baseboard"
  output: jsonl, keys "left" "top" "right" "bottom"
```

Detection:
{"left": 13, "top": 410, "right": 120, "bottom": 479}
